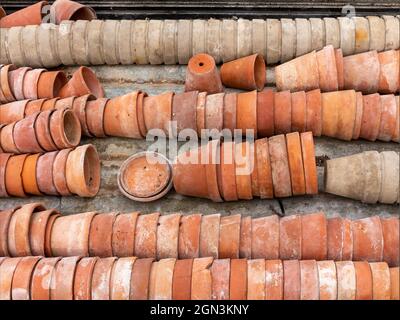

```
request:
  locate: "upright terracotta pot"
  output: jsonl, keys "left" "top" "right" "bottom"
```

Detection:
{"left": 51, "top": 0, "right": 96, "bottom": 24}
{"left": 11, "top": 256, "right": 42, "bottom": 300}
{"left": 143, "top": 92, "right": 173, "bottom": 135}
{"left": 59, "top": 67, "right": 104, "bottom": 99}
{"left": 37, "top": 71, "right": 68, "bottom": 99}
{"left": 220, "top": 54, "right": 265, "bottom": 91}
{"left": 49, "top": 108, "right": 81, "bottom": 149}
{"left": 185, "top": 53, "right": 223, "bottom": 94}
{"left": 5, "top": 154, "right": 28, "bottom": 197}
{"left": 65, "top": 144, "right": 101, "bottom": 197}
{"left": 0, "top": 1, "right": 48, "bottom": 28}
{"left": 51, "top": 212, "right": 97, "bottom": 256}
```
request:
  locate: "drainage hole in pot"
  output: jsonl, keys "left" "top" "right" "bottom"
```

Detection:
{"left": 199, "top": 62, "right": 204, "bottom": 67}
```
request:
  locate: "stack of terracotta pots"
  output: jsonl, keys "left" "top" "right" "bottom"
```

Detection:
{"left": 173, "top": 133, "right": 318, "bottom": 202}
{"left": 0, "top": 255, "right": 398, "bottom": 300}
{"left": 1, "top": 16, "right": 399, "bottom": 67}
{"left": 325, "top": 151, "right": 399, "bottom": 204}
{"left": 276, "top": 45, "right": 400, "bottom": 94}
{"left": 0, "top": 144, "right": 100, "bottom": 197}
{"left": 0, "top": 0, "right": 96, "bottom": 28}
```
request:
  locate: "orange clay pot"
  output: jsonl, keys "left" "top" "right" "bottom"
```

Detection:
{"left": 178, "top": 214, "right": 202, "bottom": 259}
{"left": 36, "top": 151, "right": 60, "bottom": 195}
{"left": 199, "top": 214, "right": 220, "bottom": 259}
{"left": 218, "top": 141, "right": 238, "bottom": 201}
{"left": 279, "top": 214, "right": 302, "bottom": 260}
{"left": 0, "top": 153, "right": 12, "bottom": 197}
{"left": 51, "top": 0, "right": 96, "bottom": 24}
{"left": 300, "top": 131, "right": 318, "bottom": 195}
{"left": 5, "top": 154, "right": 28, "bottom": 197}
{"left": 223, "top": 92, "right": 237, "bottom": 134}
{"left": 1, "top": 123, "right": 19, "bottom": 153}
{"left": 291, "top": 91, "right": 307, "bottom": 133}
{"left": 72, "top": 94, "right": 95, "bottom": 137}
{"left": 30, "top": 209, "right": 59, "bottom": 256}
{"left": 359, "top": 93, "right": 382, "bottom": 141}
{"left": 49, "top": 108, "right": 81, "bottom": 149}
{"left": 251, "top": 215, "right": 279, "bottom": 259}
{"left": 274, "top": 90, "right": 291, "bottom": 135}
{"left": 143, "top": 92, "right": 173, "bottom": 135}
{"left": 220, "top": 54, "right": 265, "bottom": 91}
{"left": 301, "top": 212, "right": 328, "bottom": 260}
{"left": 237, "top": 90, "right": 257, "bottom": 137}
{"left": 257, "top": 89, "right": 274, "bottom": 138}
{"left": 23, "top": 68, "right": 46, "bottom": 100}
{"left": 134, "top": 212, "right": 160, "bottom": 258}
{"left": 286, "top": 132, "right": 306, "bottom": 195}
{"left": 9, "top": 67, "right": 31, "bottom": 101}
{"left": 172, "top": 91, "right": 198, "bottom": 134}
{"left": 14, "top": 112, "right": 44, "bottom": 153}
{"left": 378, "top": 50, "right": 399, "bottom": 94}
{"left": 0, "top": 100, "right": 28, "bottom": 125}
{"left": 234, "top": 141, "right": 253, "bottom": 200}
{"left": 25, "top": 99, "right": 46, "bottom": 116}
{"left": 0, "top": 1, "right": 48, "bottom": 28}
{"left": 378, "top": 94, "right": 397, "bottom": 141}
{"left": 219, "top": 214, "right": 241, "bottom": 259}
{"left": 0, "top": 64, "right": 17, "bottom": 102}
{"left": 21, "top": 153, "right": 43, "bottom": 196}
{"left": 305, "top": 89, "right": 322, "bottom": 136}
{"left": 335, "top": 49, "right": 345, "bottom": 90}
{"left": 316, "top": 45, "right": 339, "bottom": 92}
{"left": 37, "top": 71, "right": 68, "bottom": 99}
{"left": 255, "top": 138, "right": 274, "bottom": 199}
{"left": 86, "top": 98, "right": 108, "bottom": 137}
{"left": 35, "top": 110, "right": 58, "bottom": 151}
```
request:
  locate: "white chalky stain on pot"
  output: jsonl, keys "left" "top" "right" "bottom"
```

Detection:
{"left": 12, "top": 288, "right": 29, "bottom": 300}
{"left": 39, "top": 264, "right": 53, "bottom": 290}
{"left": 113, "top": 263, "right": 132, "bottom": 299}
{"left": 265, "top": 270, "right": 280, "bottom": 286}
{"left": 318, "top": 264, "right": 336, "bottom": 297}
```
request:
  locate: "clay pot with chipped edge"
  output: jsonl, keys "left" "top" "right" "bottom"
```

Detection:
{"left": 14, "top": 112, "right": 44, "bottom": 154}
{"left": 220, "top": 54, "right": 265, "bottom": 91}
{"left": 103, "top": 91, "right": 141, "bottom": 138}
{"left": 218, "top": 141, "right": 238, "bottom": 201}
{"left": 30, "top": 209, "right": 59, "bottom": 256}
{"left": 74, "top": 257, "right": 99, "bottom": 300}
{"left": 0, "top": 1, "right": 47, "bottom": 28}
{"left": 7, "top": 202, "right": 46, "bottom": 257}
{"left": 157, "top": 213, "right": 181, "bottom": 260}
{"left": 51, "top": 212, "right": 97, "bottom": 257}
{"left": 286, "top": 132, "right": 306, "bottom": 195}
{"left": 317, "top": 260, "right": 338, "bottom": 300}
{"left": 283, "top": 260, "right": 301, "bottom": 300}
{"left": 112, "top": 212, "right": 139, "bottom": 257}
{"left": 257, "top": 89, "right": 274, "bottom": 137}
{"left": 34, "top": 110, "right": 58, "bottom": 152}
{"left": 301, "top": 212, "right": 328, "bottom": 260}
{"left": 191, "top": 257, "right": 214, "bottom": 300}
{"left": 0, "top": 154, "right": 12, "bottom": 197}
{"left": 130, "top": 258, "right": 154, "bottom": 300}
{"left": 37, "top": 71, "right": 68, "bottom": 99}
{"left": 234, "top": 141, "right": 253, "bottom": 200}
{"left": 237, "top": 90, "right": 257, "bottom": 138}
{"left": 65, "top": 144, "right": 101, "bottom": 197}
{"left": 173, "top": 258, "right": 194, "bottom": 300}
{"left": 9, "top": 67, "right": 31, "bottom": 101}
{"left": 89, "top": 212, "right": 119, "bottom": 258}
{"left": 91, "top": 257, "right": 117, "bottom": 300}
{"left": 265, "top": 260, "right": 284, "bottom": 300}
{"left": 71, "top": 94, "right": 95, "bottom": 137}
{"left": 172, "top": 91, "right": 198, "bottom": 135}
{"left": 49, "top": 107, "right": 81, "bottom": 149}
{"left": 0, "top": 64, "right": 17, "bottom": 102}
{"left": 0, "top": 207, "right": 20, "bottom": 256}
{"left": 0, "top": 100, "right": 28, "bottom": 125}
{"left": 279, "top": 214, "right": 302, "bottom": 260}
{"left": 36, "top": 151, "right": 60, "bottom": 195}
{"left": 23, "top": 69, "right": 46, "bottom": 100}
{"left": 5, "top": 154, "right": 28, "bottom": 197}
{"left": 31, "top": 257, "right": 61, "bottom": 300}
{"left": 86, "top": 98, "right": 108, "bottom": 137}
{"left": 11, "top": 256, "right": 42, "bottom": 300}
{"left": 178, "top": 214, "right": 202, "bottom": 259}
{"left": 50, "top": 256, "right": 82, "bottom": 300}
{"left": 251, "top": 215, "right": 279, "bottom": 259}
{"left": 185, "top": 53, "right": 224, "bottom": 94}
{"left": 134, "top": 212, "right": 160, "bottom": 258}
{"left": 300, "top": 131, "right": 318, "bottom": 195}
{"left": 219, "top": 214, "right": 241, "bottom": 259}
{"left": 118, "top": 151, "right": 173, "bottom": 202}
{"left": 143, "top": 92, "right": 173, "bottom": 136}
{"left": 51, "top": 0, "right": 96, "bottom": 24}
{"left": 52, "top": 148, "right": 73, "bottom": 196}
{"left": 199, "top": 214, "right": 220, "bottom": 259}
{"left": 59, "top": 66, "right": 104, "bottom": 99}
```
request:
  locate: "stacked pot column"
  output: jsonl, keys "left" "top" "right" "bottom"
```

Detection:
{"left": 1, "top": 16, "right": 399, "bottom": 67}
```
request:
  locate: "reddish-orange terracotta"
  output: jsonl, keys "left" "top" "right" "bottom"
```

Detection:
{"left": 336, "top": 261, "right": 356, "bottom": 300}
{"left": 11, "top": 256, "right": 41, "bottom": 300}
{"left": 0, "top": 257, "right": 22, "bottom": 300}
{"left": 172, "top": 259, "right": 193, "bottom": 300}
{"left": 21, "top": 153, "right": 43, "bottom": 196}
{"left": 89, "top": 213, "right": 119, "bottom": 257}
{"left": 0, "top": 1, "right": 47, "bottom": 28}
{"left": 316, "top": 45, "right": 339, "bottom": 91}
{"left": 73, "top": 257, "right": 98, "bottom": 300}
{"left": 205, "top": 140, "right": 223, "bottom": 202}
{"left": 191, "top": 257, "right": 213, "bottom": 300}
{"left": 279, "top": 214, "right": 302, "bottom": 260}
{"left": 91, "top": 257, "right": 116, "bottom": 300}
{"left": 0, "top": 154, "right": 12, "bottom": 197}
{"left": 239, "top": 216, "right": 252, "bottom": 259}
{"left": 199, "top": 214, "right": 220, "bottom": 258}
{"left": 223, "top": 92, "right": 237, "bottom": 134}
{"left": 378, "top": 50, "right": 399, "bottom": 94}
{"left": 236, "top": 90, "right": 257, "bottom": 137}
{"left": 301, "top": 212, "right": 328, "bottom": 260}
{"left": 390, "top": 267, "right": 399, "bottom": 300}
{"left": 72, "top": 94, "right": 94, "bottom": 137}
{"left": 134, "top": 212, "right": 160, "bottom": 258}
{"left": 143, "top": 92, "right": 173, "bottom": 135}
{"left": 50, "top": 256, "right": 81, "bottom": 300}
{"left": 211, "top": 259, "right": 230, "bottom": 300}
{"left": 5, "top": 154, "right": 28, "bottom": 197}
{"left": 35, "top": 110, "right": 58, "bottom": 151}
{"left": 130, "top": 258, "right": 153, "bottom": 300}
{"left": 230, "top": 259, "right": 247, "bottom": 300}
{"left": 52, "top": 0, "right": 96, "bottom": 24}
{"left": 110, "top": 257, "right": 136, "bottom": 300}
{"left": 44, "top": 213, "right": 59, "bottom": 257}
{"left": 36, "top": 151, "right": 59, "bottom": 195}
{"left": 52, "top": 148, "right": 73, "bottom": 196}
{"left": 251, "top": 215, "right": 279, "bottom": 259}
{"left": 0, "top": 208, "right": 18, "bottom": 256}
{"left": 370, "top": 262, "right": 391, "bottom": 300}
{"left": 335, "top": 49, "right": 345, "bottom": 90}
{"left": 25, "top": 99, "right": 46, "bottom": 116}
{"left": 317, "top": 260, "right": 337, "bottom": 300}
{"left": 273, "top": 91, "right": 292, "bottom": 135}
{"left": 9, "top": 67, "right": 31, "bottom": 101}
{"left": 352, "top": 92, "right": 364, "bottom": 140}
{"left": 178, "top": 214, "right": 202, "bottom": 259}
{"left": 291, "top": 91, "right": 307, "bottom": 133}
{"left": 265, "top": 260, "right": 283, "bottom": 300}
{"left": 234, "top": 141, "right": 253, "bottom": 200}
{"left": 0, "top": 100, "right": 28, "bottom": 125}
{"left": 112, "top": 212, "right": 139, "bottom": 257}
{"left": 172, "top": 91, "right": 198, "bottom": 133}
{"left": 305, "top": 89, "right": 322, "bottom": 136}
{"left": 49, "top": 108, "right": 81, "bottom": 149}
{"left": 352, "top": 216, "right": 384, "bottom": 262}
{"left": 286, "top": 132, "right": 306, "bottom": 195}
{"left": 1, "top": 123, "right": 20, "bottom": 153}
{"left": 37, "top": 71, "right": 68, "bottom": 99}
{"left": 300, "top": 132, "right": 318, "bottom": 195}
{"left": 150, "top": 258, "right": 175, "bottom": 300}
{"left": 257, "top": 89, "right": 274, "bottom": 138}
{"left": 136, "top": 92, "right": 148, "bottom": 137}
{"left": 300, "top": 260, "right": 319, "bottom": 300}
{"left": 23, "top": 69, "right": 46, "bottom": 100}
{"left": 378, "top": 94, "right": 397, "bottom": 141}
{"left": 205, "top": 93, "right": 224, "bottom": 131}
{"left": 218, "top": 141, "right": 237, "bottom": 201}
{"left": 86, "top": 98, "right": 108, "bottom": 138}
{"left": 219, "top": 214, "right": 241, "bottom": 259}
{"left": 196, "top": 92, "right": 207, "bottom": 136}
{"left": 283, "top": 260, "right": 301, "bottom": 300}
{"left": 354, "top": 261, "right": 373, "bottom": 300}
{"left": 381, "top": 217, "right": 400, "bottom": 267}
{"left": 31, "top": 257, "right": 61, "bottom": 300}
{"left": 156, "top": 213, "right": 181, "bottom": 259}
{"left": 255, "top": 138, "right": 274, "bottom": 199}
{"left": 0, "top": 64, "right": 17, "bottom": 102}
{"left": 30, "top": 209, "right": 59, "bottom": 256}
{"left": 41, "top": 98, "right": 59, "bottom": 111}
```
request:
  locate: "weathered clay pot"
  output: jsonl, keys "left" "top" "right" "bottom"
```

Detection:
{"left": 251, "top": 215, "right": 279, "bottom": 259}
{"left": 91, "top": 257, "right": 116, "bottom": 300}
{"left": 59, "top": 67, "right": 104, "bottom": 99}
{"left": 279, "top": 214, "right": 302, "bottom": 260}
{"left": 21, "top": 153, "right": 42, "bottom": 196}
{"left": 173, "top": 258, "right": 194, "bottom": 300}
{"left": 240, "top": 217, "right": 252, "bottom": 258}
{"left": 149, "top": 258, "right": 176, "bottom": 300}
{"left": 11, "top": 256, "right": 42, "bottom": 300}
{"left": 31, "top": 257, "right": 61, "bottom": 300}
{"left": 0, "top": 1, "right": 47, "bottom": 28}
{"left": 291, "top": 91, "right": 307, "bottom": 133}
{"left": 30, "top": 209, "right": 59, "bottom": 256}
{"left": 52, "top": 148, "right": 73, "bottom": 196}
{"left": 361, "top": 151, "right": 382, "bottom": 204}
{"left": 274, "top": 91, "right": 291, "bottom": 135}
{"left": 300, "top": 260, "right": 319, "bottom": 300}
{"left": 51, "top": 0, "right": 96, "bottom": 24}
{"left": 23, "top": 68, "right": 46, "bottom": 100}
{"left": 156, "top": 214, "right": 181, "bottom": 259}
{"left": 305, "top": 89, "right": 322, "bottom": 136}
{"left": 300, "top": 131, "right": 318, "bottom": 195}
{"left": 379, "top": 151, "right": 399, "bottom": 204}
{"left": 265, "top": 260, "right": 283, "bottom": 300}
{"left": 71, "top": 94, "right": 95, "bottom": 137}
{"left": 74, "top": 257, "right": 99, "bottom": 300}
{"left": 352, "top": 216, "right": 384, "bottom": 262}
{"left": 316, "top": 45, "right": 339, "bottom": 92}
{"left": 336, "top": 261, "right": 356, "bottom": 300}
{"left": 237, "top": 90, "right": 257, "bottom": 137}
{"left": 25, "top": 99, "right": 46, "bottom": 116}
{"left": 50, "top": 256, "right": 81, "bottom": 300}
{"left": 317, "top": 260, "right": 338, "bottom": 300}
{"left": 199, "top": 214, "right": 220, "bottom": 258}
{"left": 392, "top": 95, "right": 399, "bottom": 143}
{"left": 178, "top": 214, "right": 202, "bottom": 259}
{"left": 223, "top": 92, "right": 237, "bottom": 135}
{"left": 49, "top": 108, "right": 81, "bottom": 149}
{"left": 378, "top": 50, "right": 399, "bottom": 94}
{"left": 0, "top": 208, "right": 19, "bottom": 256}
{"left": 205, "top": 93, "right": 224, "bottom": 131}
{"left": 0, "top": 257, "right": 22, "bottom": 300}
{"left": 301, "top": 212, "right": 327, "bottom": 260}
{"left": 0, "top": 154, "right": 12, "bottom": 197}
{"left": 257, "top": 89, "right": 274, "bottom": 137}
{"left": 283, "top": 260, "right": 300, "bottom": 300}
{"left": 343, "top": 50, "right": 380, "bottom": 93}
{"left": 354, "top": 261, "right": 373, "bottom": 300}
{"left": 185, "top": 53, "right": 223, "bottom": 94}
{"left": 35, "top": 110, "right": 58, "bottom": 151}
{"left": 0, "top": 100, "right": 28, "bottom": 125}
{"left": 130, "top": 258, "right": 154, "bottom": 300}
{"left": 172, "top": 91, "right": 198, "bottom": 135}
{"left": 143, "top": 92, "right": 173, "bottom": 136}
{"left": 7, "top": 202, "right": 45, "bottom": 256}
{"left": 89, "top": 213, "right": 119, "bottom": 258}
{"left": 14, "top": 112, "right": 44, "bottom": 153}
{"left": 0, "top": 64, "right": 17, "bottom": 102}
{"left": 381, "top": 217, "right": 400, "bottom": 267}
{"left": 370, "top": 262, "right": 391, "bottom": 300}
{"left": 205, "top": 139, "right": 223, "bottom": 202}
{"left": 51, "top": 212, "right": 97, "bottom": 256}
{"left": 65, "top": 144, "right": 101, "bottom": 197}
{"left": 41, "top": 98, "right": 59, "bottom": 111}
{"left": 36, "top": 151, "right": 60, "bottom": 195}
{"left": 219, "top": 141, "right": 237, "bottom": 201}
{"left": 134, "top": 212, "right": 160, "bottom": 258}
{"left": 1, "top": 123, "right": 19, "bottom": 154}
{"left": 196, "top": 92, "right": 207, "bottom": 136}
{"left": 335, "top": 49, "right": 345, "bottom": 90}
{"left": 86, "top": 98, "right": 108, "bottom": 137}
{"left": 219, "top": 214, "right": 241, "bottom": 259}
{"left": 37, "top": 71, "right": 68, "bottom": 99}
{"left": 378, "top": 95, "right": 397, "bottom": 142}
{"left": 104, "top": 91, "right": 141, "bottom": 138}
{"left": 5, "top": 154, "right": 28, "bottom": 197}
{"left": 112, "top": 212, "right": 139, "bottom": 257}
{"left": 286, "top": 132, "right": 306, "bottom": 195}
{"left": 359, "top": 93, "right": 382, "bottom": 141}
{"left": 268, "top": 134, "right": 292, "bottom": 197}
{"left": 191, "top": 257, "right": 213, "bottom": 300}
{"left": 229, "top": 259, "right": 247, "bottom": 300}
{"left": 9, "top": 67, "right": 31, "bottom": 101}
{"left": 44, "top": 213, "right": 59, "bottom": 257}
{"left": 234, "top": 141, "right": 253, "bottom": 200}
{"left": 352, "top": 92, "right": 364, "bottom": 140}
{"left": 136, "top": 92, "right": 148, "bottom": 138}
{"left": 110, "top": 257, "right": 137, "bottom": 300}
{"left": 55, "top": 96, "right": 75, "bottom": 110}
{"left": 275, "top": 50, "right": 319, "bottom": 92}
{"left": 220, "top": 54, "right": 265, "bottom": 91}
{"left": 327, "top": 217, "right": 353, "bottom": 261}
{"left": 390, "top": 267, "right": 399, "bottom": 300}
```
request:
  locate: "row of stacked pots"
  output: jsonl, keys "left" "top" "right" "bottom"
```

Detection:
{"left": 276, "top": 46, "right": 400, "bottom": 94}
{"left": 173, "top": 133, "right": 317, "bottom": 201}
{"left": 0, "top": 16, "right": 399, "bottom": 67}
{"left": 0, "top": 64, "right": 104, "bottom": 103}
{"left": 0, "top": 256, "right": 398, "bottom": 300}
{"left": 325, "top": 151, "right": 399, "bottom": 204}
{"left": 1, "top": 203, "right": 398, "bottom": 267}
{"left": 0, "top": 0, "right": 96, "bottom": 28}
{"left": 0, "top": 144, "right": 100, "bottom": 198}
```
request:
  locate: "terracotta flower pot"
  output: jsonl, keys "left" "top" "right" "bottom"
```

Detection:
{"left": 191, "top": 257, "right": 213, "bottom": 300}
{"left": 219, "top": 214, "right": 241, "bottom": 259}
{"left": 73, "top": 257, "right": 98, "bottom": 300}
{"left": 279, "top": 214, "right": 302, "bottom": 260}
{"left": 149, "top": 258, "right": 175, "bottom": 300}
{"left": 50, "top": 256, "right": 81, "bottom": 300}
{"left": 52, "top": 148, "right": 73, "bottom": 196}
{"left": 220, "top": 54, "right": 265, "bottom": 91}
{"left": 336, "top": 261, "right": 356, "bottom": 300}
{"left": 301, "top": 212, "right": 328, "bottom": 260}
{"left": 9, "top": 67, "right": 31, "bottom": 101}
{"left": 370, "top": 262, "right": 391, "bottom": 300}
{"left": 30, "top": 209, "right": 59, "bottom": 256}
{"left": 157, "top": 214, "right": 181, "bottom": 259}
{"left": 257, "top": 89, "right": 274, "bottom": 138}
{"left": 0, "top": 100, "right": 28, "bottom": 125}
{"left": 51, "top": 0, "right": 96, "bottom": 24}
{"left": 237, "top": 90, "right": 257, "bottom": 137}
{"left": 360, "top": 151, "right": 382, "bottom": 204}
{"left": 359, "top": 93, "right": 382, "bottom": 141}
{"left": 14, "top": 112, "right": 44, "bottom": 153}
{"left": 343, "top": 50, "right": 380, "bottom": 93}
{"left": 35, "top": 110, "right": 58, "bottom": 151}
{"left": 104, "top": 91, "right": 141, "bottom": 138}
{"left": 86, "top": 98, "right": 108, "bottom": 137}
{"left": 36, "top": 151, "right": 60, "bottom": 195}
{"left": 71, "top": 94, "right": 95, "bottom": 137}
{"left": 218, "top": 141, "right": 237, "bottom": 201}
{"left": 0, "top": 1, "right": 47, "bottom": 28}
{"left": 130, "top": 258, "right": 154, "bottom": 300}
{"left": 185, "top": 53, "right": 223, "bottom": 94}
{"left": 265, "top": 260, "right": 283, "bottom": 300}
{"left": 7, "top": 202, "right": 45, "bottom": 256}
{"left": 0, "top": 64, "right": 17, "bottom": 102}
{"left": 112, "top": 212, "right": 139, "bottom": 257}
{"left": 239, "top": 217, "right": 251, "bottom": 259}
{"left": 283, "top": 260, "right": 301, "bottom": 300}
{"left": 199, "top": 214, "right": 220, "bottom": 258}
{"left": 178, "top": 214, "right": 202, "bottom": 259}
{"left": 300, "top": 131, "right": 318, "bottom": 195}
{"left": 0, "top": 208, "right": 18, "bottom": 256}
{"left": 65, "top": 144, "right": 101, "bottom": 197}
{"left": 0, "top": 257, "right": 22, "bottom": 300}
{"left": 299, "top": 260, "right": 319, "bottom": 300}
{"left": 173, "top": 258, "right": 194, "bottom": 300}
{"left": 143, "top": 92, "right": 173, "bottom": 136}
{"left": 327, "top": 217, "right": 353, "bottom": 261}
{"left": 59, "top": 67, "right": 104, "bottom": 99}
{"left": 378, "top": 95, "right": 397, "bottom": 142}
{"left": 392, "top": 96, "right": 399, "bottom": 143}
{"left": 25, "top": 99, "right": 46, "bottom": 116}
{"left": 44, "top": 213, "right": 59, "bottom": 257}
{"left": 390, "top": 267, "right": 399, "bottom": 300}
{"left": 37, "top": 71, "right": 68, "bottom": 99}
{"left": 335, "top": 49, "right": 345, "bottom": 89}
{"left": 205, "top": 93, "right": 224, "bottom": 131}
{"left": 49, "top": 107, "right": 81, "bottom": 149}
{"left": 91, "top": 257, "right": 117, "bottom": 300}
{"left": 352, "top": 216, "right": 384, "bottom": 262}
{"left": 41, "top": 98, "right": 59, "bottom": 111}
{"left": 51, "top": 211, "right": 97, "bottom": 256}
{"left": 379, "top": 151, "right": 399, "bottom": 204}
{"left": 172, "top": 91, "right": 198, "bottom": 134}
{"left": 89, "top": 212, "right": 119, "bottom": 258}
{"left": 11, "top": 256, "right": 42, "bottom": 300}
{"left": 196, "top": 92, "right": 207, "bottom": 136}
{"left": 31, "top": 257, "right": 61, "bottom": 300}
{"left": 316, "top": 45, "right": 339, "bottom": 92}
{"left": 55, "top": 96, "right": 75, "bottom": 110}
{"left": 210, "top": 259, "right": 230, "bottom": 300}
{"left": 223, "top": 92, "right": 237, "bottom": 135}
{"left": 305, "top": 89, "right": 322, "bottom": 136}
{"left": 0, "top": 153, "right": 12, "bottom": 197}
{"left": 273, "top": 91, "right": 291, "bottom": 135}
{"left": 229, "top": 259, "right": 247, "bottom": 300}
{"left": 286, "top": 132, "right": 306, "bottom": 195}
{"left": 134, "top": 212, "right": 160, "bottom": 258}
{"left": 352, "top": 92, "right": 364, "bottom": 140}
{"left": 354, "top": 261, "right": 373, "bottom": 300}
{"left": 381, "top": 217, "right": 400, "bottom": 267}
{"left": 251, "top": 215, "right": 279, "bottom": 259}
{"left": 291, "top": 91, "right": 307, "bottom": 133}
{"left": 118, "top": 151, "right": 173, "bottom": 202}
{"left": 317, "top": 260, "right": 338, "bottom": 300}
{"left": 1, "top": 123, "right": 19, "bottom": 154}
{"left": 275, "top": 50, "right": 319, "bottom": 92}
{"left": 5, "top": 154, "right": 28, "bottom": 197}
{"left": 268, "top": 134, "right": 292, "bottom": 197}
{"left": 378, "top": 50, "right": 399, "bottom": 93}
{"left": 234, "top": 141, "right": 253, "bottom": 200}
{"left": 21, "top": 153, "right": 42, "bottom": 196}
{"left": 23, "top": 68, "right": 46, "bottom": 100}
{"left": 135, "top": 93, "right": 147, "bottom": 137}
{"left": 205, "top": 139, "right": 223, "bottom": 202}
